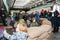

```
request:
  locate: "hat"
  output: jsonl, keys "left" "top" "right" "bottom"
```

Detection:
{"left": 18, "top": 19, "right": 25, "bottom": 24}
{"left": 22, "top": 11, "right": 25, "bottom": 14}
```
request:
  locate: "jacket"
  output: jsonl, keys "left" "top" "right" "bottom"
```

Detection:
{"left": 4, "top": 32, "right": 28, "bottom": 40}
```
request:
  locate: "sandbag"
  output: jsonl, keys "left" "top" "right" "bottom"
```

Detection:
{"left": 42, "top": 20, "right": 51, "bottom": 26}
{"left": 27, "top": 25, "right": 52, "bottom": 38}
{"left": 40, "top": 18, "right": 51, "bottom": 26}
{"left": 38, "top": 32, "right": 49, "bottom": 39}
{"left": 27, "top": 25, "right": 53, "bottom": 40}
{"left": 27, "top": 27, "right": 45, "bottom": 38}
{"left": 40, "top": 25, "right": 53, "bottom": 32}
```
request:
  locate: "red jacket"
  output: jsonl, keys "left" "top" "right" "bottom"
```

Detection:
{"left": 0, "top": 26, "right": 4, "bottom": 30}
{"left": 41, "top": 9, "right": 45, "bottom": 15}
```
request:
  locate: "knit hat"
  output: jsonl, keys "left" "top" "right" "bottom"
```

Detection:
{"left": 18, "top": 19, "right": 25, "bottom": 24}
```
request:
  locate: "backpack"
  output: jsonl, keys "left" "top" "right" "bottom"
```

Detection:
{"left": 0, "top": 27, "right": 4, "bottom": 38}
{"left": 0, "top": 27, "right": 8, "bottom": 40}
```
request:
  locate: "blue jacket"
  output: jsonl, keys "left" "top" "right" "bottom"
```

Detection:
{"left": 35, "top": 12, "right": 41, "bottom": 19}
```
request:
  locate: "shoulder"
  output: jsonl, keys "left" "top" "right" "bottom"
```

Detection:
{"left": 18, "top": 32, "right": 28, "bottom": 36}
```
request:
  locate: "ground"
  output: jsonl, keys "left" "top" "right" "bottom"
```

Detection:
{"left": 51, "top": 32, "right": 60, "bottom": 40}
{"left": 51, "top": 27, "right": 60, "bottom": 40}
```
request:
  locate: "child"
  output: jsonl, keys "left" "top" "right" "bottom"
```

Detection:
{"left": 10, "top": 11, "right": 15, "bottom": 32}
{"left": 4, "top": 19, "right": 28, "bottom": 40}
{"left": 26, "top": 17, "right": 31, "bottom": 27}
{"left": 30, "top": 18, "right": 38, "bottom": 27}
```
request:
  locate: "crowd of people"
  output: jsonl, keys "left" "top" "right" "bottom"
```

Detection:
{"left": 9, "top": 9, "right": 48, "bottom": 29}
{"left": 0, "top": 2, "right": 60, "bottom": 40}
{"left": 9, "top": 6, "right": 60, "bottom": 33}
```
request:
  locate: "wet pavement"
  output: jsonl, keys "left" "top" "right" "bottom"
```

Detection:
{"left": 51, "top": 27, "right": 60, "bottom": 40}
{"left": 51, "top": 32, "right": 60, "bottom": 40}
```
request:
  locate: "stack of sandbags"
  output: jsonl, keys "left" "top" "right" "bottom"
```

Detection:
{"left": 40, "top": 18, "right": 53, "bottom": 40}
{"left": 27, "top": 18, "right": 53, "bottom": 40}
{"left": 27, "top": 25, "right": 53, "bottom": 40}
{"left": 38, "top": 25, "right": 53, "bottom": 40}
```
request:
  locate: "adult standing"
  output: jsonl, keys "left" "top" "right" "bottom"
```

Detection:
{"left": 50, "top": 10, "right": 59, "bottom": 33}
{"left": 10, "top": 11, "right": 15, "bottom": 32}
{"left": 50, "top": 2, "right": 60, "bottom": 32}
{"left": 1, "top": 8, "right": 7, "bottom": 26}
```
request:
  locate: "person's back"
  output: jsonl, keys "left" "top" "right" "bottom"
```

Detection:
{"left": 18, "top": 13, "right": 23, "bottom": 19}
{"left": 44, "top": 10, "right": 48, "bottom": 18}
{"left": 41, "top": 9, "right": 45, "bottom": 17}
{"left": 4, "top": 19, "right": 28, "bottom": 40}
{"left": 35, "top": 11, "right": 41, "bottom": 19}
{"left": 4, "top": 31, "right": 28, "bottom": 40}
{"left": 54, "top": 10, "right": 59, "bottom": 17}
{"left": 30, "top": 12, "right": 36, "bottom": 18}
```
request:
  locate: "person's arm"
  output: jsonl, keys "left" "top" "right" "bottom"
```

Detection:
{"left": 3, "top": 30, "right": 11, "bottom": 39}
{"left": 4, "top": 30, "right": 16, "bottom": 40}
{"left": 50, "top": 5, "right": 56, "bottom": 12}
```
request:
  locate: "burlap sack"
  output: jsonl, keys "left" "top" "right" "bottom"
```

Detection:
{"left": 27, "top": 25, "right": 53, "bottom": 40}
{"left": 42, "top": 38, "right": 48, "bottom": 40}
{"left": 40, "top": 18, "right": 48, "bottom": 21}
{"left": 42, "top": 20, "right": 51, "bottom": 26}
{"left": 27, "top": 27, "right": 45, "bottom": 38}
{"left": 36, "top": 33, "right": 51, "bottom": 40}
{"left": 38, "top": 32, "right": 49, "bottom": 39}
{"left": 40, "top": 18, "right": 51, "bottom": 26}
{"left": 40, "top": 25, "right": 53, "bottom": 32}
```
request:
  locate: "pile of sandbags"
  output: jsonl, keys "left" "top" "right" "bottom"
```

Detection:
{"left": 27, "top": 18, "right": 53, "bottom": 40}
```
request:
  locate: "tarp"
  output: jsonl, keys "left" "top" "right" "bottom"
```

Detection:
{"left": 14, "top": 0, "right": 31, "bottom": 8}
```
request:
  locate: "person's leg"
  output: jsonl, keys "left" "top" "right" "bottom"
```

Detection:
{"left": 51, "top": 17, "right": 56, "bottom": 33}
{"left": 56, "top": 19, "right": 59, "bottom": 32}
{"left": 11, "top": 21, "right": 15, "bottom": 32}
{"left": 2, "top": 20, "right": 5, "bottom": 26}
{"left": 53, "top": 17, "right": 59, "bottom": 33}
{"left": 56, "top": 26, "right": 59, "bottom": 32}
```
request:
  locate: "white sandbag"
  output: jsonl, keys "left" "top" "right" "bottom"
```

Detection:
{"left": 40, "top": 18, "right": 51, "bottom": 26}
{"left": 28, "top": 27, "right": 45, "bottom": 38}
{"left": 48, "top": 31, "right": 52, "bottom": 34}
{"left": 39, "top": 32, "right": 49, "bottom": 39}
{"left": 42, "top": 38, "right": 48, "bottom": 40}
{"left": 27, "top": 25, "right": 52, "bottom": 38}
{"left": 42, "top": 20, "right": 51, "bottom": 26}
{"left": 40, "top": 25, "right": 52, "bottom": 32}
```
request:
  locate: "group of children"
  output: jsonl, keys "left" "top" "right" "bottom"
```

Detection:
{"left": 0, "top": 19, "right": 29, "bottom": 40}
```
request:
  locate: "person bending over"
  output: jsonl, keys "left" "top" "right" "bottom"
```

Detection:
{"left": 4, "top": 19, "right": 28, "bottom": 40}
